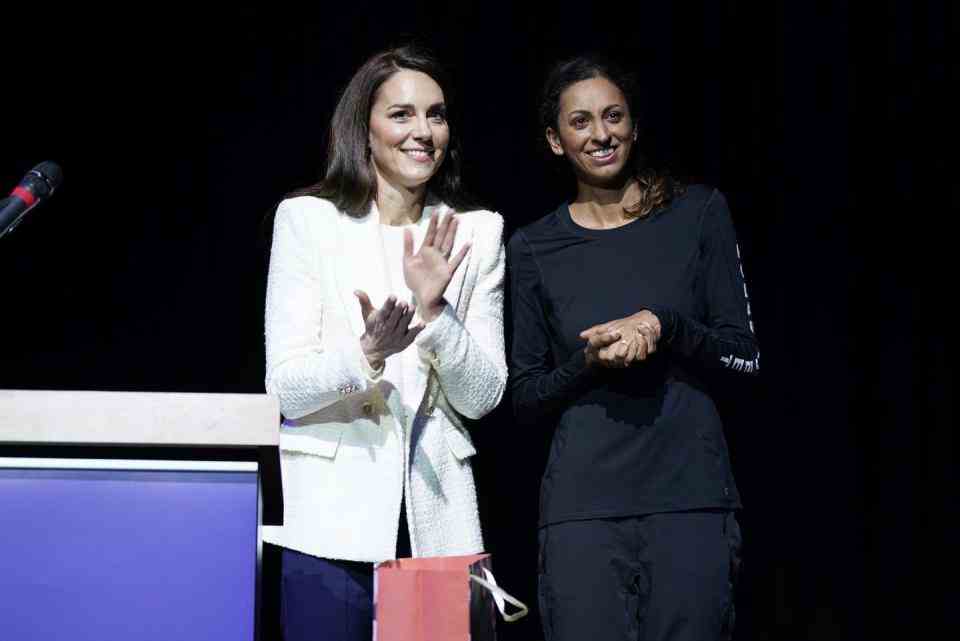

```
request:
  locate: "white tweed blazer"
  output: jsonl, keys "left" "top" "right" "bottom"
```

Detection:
{"left": 261, "top": 196, "right": 506, "bottom": 562}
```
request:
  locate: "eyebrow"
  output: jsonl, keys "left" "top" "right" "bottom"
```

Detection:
{"left": 567, "top": 104, "right": 624, "bottom": 117}
{"left": 386, "top": 102, "right": 447, "bottom": 111}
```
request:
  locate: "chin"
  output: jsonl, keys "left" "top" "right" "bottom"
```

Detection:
{"left": 393, "top": 173, "right": 435, "bottom": 191}
{"left": 409, "top": 168, "right": 440, "bottom": 184}
{"left": 581, "top": 164, "right": 628, "bottom": 186}
{"left": 415, "top": 163, "right": 440, "bottom": 177}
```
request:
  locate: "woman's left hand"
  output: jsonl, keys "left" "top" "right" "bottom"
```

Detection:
{"left": 403, "top": 213, "right": 471, "bottom": 322}
{"left": 579, "top": 310, "right": 662, "bottom": 367}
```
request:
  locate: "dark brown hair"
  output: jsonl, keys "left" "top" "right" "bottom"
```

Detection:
{"left": 540, "top": 55, "right": 684, "bottom": 218}
{"left": 290, "top": 45, "right": 477, "bottom": 216}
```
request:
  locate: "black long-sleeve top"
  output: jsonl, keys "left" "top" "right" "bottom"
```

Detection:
{"left": 507, "top": 186, "right": 758, "bottom": 527}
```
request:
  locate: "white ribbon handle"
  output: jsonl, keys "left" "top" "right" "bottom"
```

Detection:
{"left": 469, "top": 568, "right": 529, "bottom": 623}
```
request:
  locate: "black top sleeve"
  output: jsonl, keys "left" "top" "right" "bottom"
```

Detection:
{"left": 507, "top": 231, "right": 596, "bottom": 424}
{"left": 647, "top": 190, "right": 760, "bottom": 374}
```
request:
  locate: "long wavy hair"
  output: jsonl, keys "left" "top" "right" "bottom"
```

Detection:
{"left": 540, "top": 55, "right": 684, "bottom": 218}
{"left": 289, "top": 45, "right": 477, "bottom": 216}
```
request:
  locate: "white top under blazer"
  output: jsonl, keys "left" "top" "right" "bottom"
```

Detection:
{"left": 261, "top": 195, "right": 507, "bottom": 562}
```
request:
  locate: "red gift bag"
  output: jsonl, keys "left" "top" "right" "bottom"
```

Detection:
{"left": 373, "top": 553, "right": 527, "bottom": 641}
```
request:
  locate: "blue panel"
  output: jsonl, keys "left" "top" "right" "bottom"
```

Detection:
{"left": 0, "top": 467, "right": 258, "bottom": 641}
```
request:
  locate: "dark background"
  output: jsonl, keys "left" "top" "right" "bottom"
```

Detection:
{"left": 1, "top": 2, "right": 952, "bottom": 639}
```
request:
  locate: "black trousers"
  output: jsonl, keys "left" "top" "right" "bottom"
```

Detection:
{"left": 538, "top": 511, "right": 742, "bottom": 641}
{"left": 265, "top": 498, "right": 413, "bottom": 641}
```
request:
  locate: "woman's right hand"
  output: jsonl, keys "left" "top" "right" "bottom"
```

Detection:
{"left": 580, "top": 311, "right": 661, "bottom": 368}
{"left": 355, "top": 291, "right": 423, "bottom": 371}
{"left": 583, "top": 330, "right": 625, "bottom": 368}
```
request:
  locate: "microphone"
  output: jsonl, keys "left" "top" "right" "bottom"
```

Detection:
{"left": 0, "top": 161, "right": 64, "bottom": 239}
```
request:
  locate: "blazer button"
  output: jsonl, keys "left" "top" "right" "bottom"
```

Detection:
{"left": 362, "top": 402, "right": 373, "bottom": 415}
{"left": 337, "top": 382, "right": 360, "bottom": 396}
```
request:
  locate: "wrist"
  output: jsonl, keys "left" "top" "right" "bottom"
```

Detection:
{"left": 359, "top": 339, "right": 385, "bottom": 370}
{"left": 635, "top": 310, "right": 662, "bottom": 336}
{"left": 583, "top": 347, "right": 598, "bottom": 368}
{"left": 363, "top": 353, "right": 385, "bottom": 371}
{"left": 420, "top": 300, "right": 447, "bottom": 323}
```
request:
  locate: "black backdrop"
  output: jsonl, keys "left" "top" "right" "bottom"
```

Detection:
{"left": 1, "top": 2, "right": 952, "bottom": 640}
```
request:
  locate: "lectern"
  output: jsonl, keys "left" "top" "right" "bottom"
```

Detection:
{"left": 0, "top": 390, "right": 281, "bottom": 641}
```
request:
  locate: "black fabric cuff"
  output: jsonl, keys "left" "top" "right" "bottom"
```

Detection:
{"left": 644, "top": 305, "right": 676, "bottom": 345}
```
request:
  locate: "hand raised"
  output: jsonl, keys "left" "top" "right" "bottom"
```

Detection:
{"left": 403, "top": 213, "right": 470, "bottom": 322}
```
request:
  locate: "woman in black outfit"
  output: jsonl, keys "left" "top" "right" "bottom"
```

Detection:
{"left": 507, "top": 56, "right": 759, "bottom": 641}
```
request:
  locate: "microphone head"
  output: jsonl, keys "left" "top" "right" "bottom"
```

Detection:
{"left": 32, "top": 161, "right": 63, "bottom": 192}
{"left": 24, "top": 161, "right": 63, "bottom": 198}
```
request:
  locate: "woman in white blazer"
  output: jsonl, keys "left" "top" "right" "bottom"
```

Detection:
{"left": 262, "top": 46, "right": 506, "bottom": 641}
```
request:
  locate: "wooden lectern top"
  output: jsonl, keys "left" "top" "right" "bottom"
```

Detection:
{"left": 0, "top": 389, "right": 280, "bottom": 447}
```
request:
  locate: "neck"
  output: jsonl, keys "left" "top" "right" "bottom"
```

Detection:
{"left": 571, "top": 176, "right": 639, "bottom": 229}
{"left": 375, "top": 174, "right": 427, "bottom": 226}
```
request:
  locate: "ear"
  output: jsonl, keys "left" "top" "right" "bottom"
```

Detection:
{"left": 545, "top": 127, "right": 565, "bottom": 156}
{"left": 632, "top": 126, "right": 638, "bottom": 142}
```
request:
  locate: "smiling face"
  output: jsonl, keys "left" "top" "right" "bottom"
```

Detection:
{"left": 546, "top": 76, "right": 637, "bottom": 187}
{"left": 368, "top": 69, "right": 449, "bottom": 193}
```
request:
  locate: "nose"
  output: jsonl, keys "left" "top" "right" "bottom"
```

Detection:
{"left": 412, "top": 114, "right": 433, "bottom": 141}
{"left": 590, "top": 120, "right": 612, "bottom": 145}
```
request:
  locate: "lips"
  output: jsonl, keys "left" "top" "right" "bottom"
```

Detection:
{"left": 401, "top": 148, "right": 436, "bottom": 163}
{"left": 587, "top": 146, "right": 617, "bottom": 159}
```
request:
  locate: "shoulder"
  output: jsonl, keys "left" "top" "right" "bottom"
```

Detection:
{"left": 520, "top": 205, "right": 565, "bottom": 236}
{"left": 671, "top": 185, "right": 740, "bottom": 247}
{"left": 454, "top": 208, "right": 504, "bottom": 238}
{"left": 513, "top": 203, "right": 567, "bottom": 238}
{"left": 666, "top": 183, "right": 719, "bottom": 215}
{"left": 664, "top": 184, "right": 733, "bottom": 232}
{"left": 270, "top": 197, "right": 346, "bottom": 255}
{"left": 457, "top": 209, "right": 503, "bottom": 229}
{"left": 276, "top": 196, "right": 342, "bottom": 222}
{"left": 673, "top": 184, "right": 730, "bottom": 216}
{"left": 506, "top": 205, "right": 567, "bottom": 255}
{"left": 272, "top": 197, "right": 345, "bottom": 246}
{"left": 678, "top": 183, "right": 717, "bottom": 204}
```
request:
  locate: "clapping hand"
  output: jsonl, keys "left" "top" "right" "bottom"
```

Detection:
{"left": 403, "top": 213, "right": 470, "bottom": 322}
{"left": 356, "top": 292, "right": 424, "bottom": 371}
